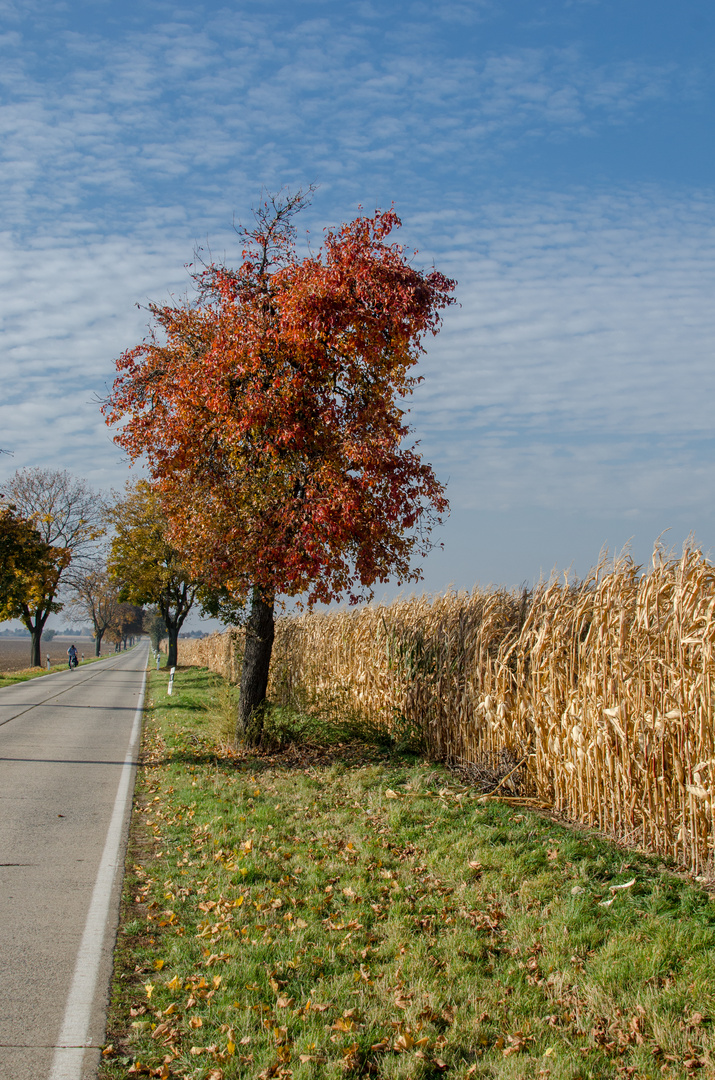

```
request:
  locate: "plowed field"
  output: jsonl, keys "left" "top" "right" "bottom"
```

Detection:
{"left": 0, "top": 636, "right": 110, "bottom": 672}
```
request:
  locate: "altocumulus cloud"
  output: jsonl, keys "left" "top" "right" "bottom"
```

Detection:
{"left": 410, "top": 188, "right": 715, "bottom": 520}
{"left": 0, "top": 7, "right": 686, "bottom": 233}
{"left": 1, "top": 0, "right": 713, "bottom": 589}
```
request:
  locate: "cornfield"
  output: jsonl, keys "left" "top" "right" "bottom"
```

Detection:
{"left": 177, "top": 543, "right": 715, "bottom": 877}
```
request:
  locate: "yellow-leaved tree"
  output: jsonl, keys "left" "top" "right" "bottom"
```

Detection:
{"left": 107, "top": 480, "right": 200, "bottom": 668}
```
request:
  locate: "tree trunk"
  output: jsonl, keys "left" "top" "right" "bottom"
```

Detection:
{"left": 95, "top": 630, "right": 104, "bottom": 656}
{"left": 166, "top": 627, "right": 178, "bottom": 668}
{"left": 30, "top": 628, "right": 42, "bottom": 668}
{"left": 237, "top": 591, "right": 275, "bottom": 742}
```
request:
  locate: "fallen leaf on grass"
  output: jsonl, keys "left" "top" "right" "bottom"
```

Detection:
{"left": 151, "top": 1022, "right": 176, "bottom": 1041}
{"left": 258, "top": 1062, "right": 293, "bottom": 1079}
{"left": 332, "top": 1017, "right": 357, "bottom": 1032}
{"left": 205, "top": 953, "right": 230, "bottom": 966}
{"left": 502, "top": 1032, "right": 533, "bottom": 1057}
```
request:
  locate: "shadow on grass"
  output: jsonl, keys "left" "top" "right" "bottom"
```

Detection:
{"left": 159, "top": 699, "right": 206, "bottom": 713}
{"left": 138, "top": 739, "right": 394, "bottom": 773}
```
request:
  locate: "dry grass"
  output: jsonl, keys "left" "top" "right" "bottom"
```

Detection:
{"left": 177, "top": 542, "right": 715, "bottom": 878}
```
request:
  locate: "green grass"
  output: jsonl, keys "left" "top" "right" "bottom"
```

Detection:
{"left": 101, "top": 667, "right": 715, "bottom": 1080}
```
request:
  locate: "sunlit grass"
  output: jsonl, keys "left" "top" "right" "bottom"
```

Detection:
{"left": 101, "top": 667, "right": 715, "bottom": 1080}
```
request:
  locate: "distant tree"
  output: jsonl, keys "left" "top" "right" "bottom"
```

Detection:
{"left": 104, "top": 192, "right": 455, "bottom": 739}
{"left": 107, "top": 481, "right": 199, "bottom": 668}
{"left": 0, "top": 500, "right": 53, "bottom": 608}
{"left": 43, "top": 628, "right": 56, "bottom": 641}
{"left": 144, "top": 607, "right": 168, "bottom": 653}
{"left": 109, "top": 601, "right": 144, "bottom": 650}
{"left": 70, "top": 564, "right": 121, "bottom": 656}
{"left": 4, "top": 469, "right": 105, "bottom": 665}
{"left": 0, "top": 499, "right": 71, "bottom": 665}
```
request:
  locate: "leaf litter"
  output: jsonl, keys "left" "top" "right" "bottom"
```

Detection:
{"left": 100, "top": 668, "right": 715, "bottom": 1080}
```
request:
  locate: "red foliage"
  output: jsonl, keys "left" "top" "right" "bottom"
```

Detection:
{"left": 104, "top": 199, "right": 455, "bottom": 606}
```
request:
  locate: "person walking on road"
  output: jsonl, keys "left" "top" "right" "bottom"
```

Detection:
{"left": 67, "top": 643, "right": 78, "bottom": 669}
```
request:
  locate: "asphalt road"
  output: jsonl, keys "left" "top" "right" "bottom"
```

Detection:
{"left": 0, "top": 642, "right": 149, "bottom": 1080}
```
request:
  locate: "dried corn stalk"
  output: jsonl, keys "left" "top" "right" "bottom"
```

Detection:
{"left": 177, "top": 542, "right": 715, "bottom": 876}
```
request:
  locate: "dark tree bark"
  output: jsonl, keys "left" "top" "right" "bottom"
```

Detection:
{"left": 23, "top": 605, "right": 52, "bottom": 668}
{"left": 157, "top": 581, "right": 194, "bottom": 669}
{"left": 95, "top": 630, "right": 104, "bottom": 656}
{"left": 166, "top": 627, "right": 179, "bottom": 668}
{"left": 30, "top": 626, "right": 43, "bottom": 668}
{"left": 237, "top": 590, "right": 275, "bottom": 741}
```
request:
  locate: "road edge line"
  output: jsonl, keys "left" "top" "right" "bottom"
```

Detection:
{"left": 47, "top": 653, "right": 148, "bottom": 1080}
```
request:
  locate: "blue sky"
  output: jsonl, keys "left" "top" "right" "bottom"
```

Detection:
{"left": 2, "top": 0, "right": 715, "bottom": 614}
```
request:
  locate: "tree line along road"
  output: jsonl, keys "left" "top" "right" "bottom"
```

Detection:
{"left": 0, "top": 641, "right": 149, "bottom": 1080}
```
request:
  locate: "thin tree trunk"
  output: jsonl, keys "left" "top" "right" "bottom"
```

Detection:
{"left": 237, "top": 591, "right": 275, "bottom": 742}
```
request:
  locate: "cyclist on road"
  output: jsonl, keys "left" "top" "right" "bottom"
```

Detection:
{"left": 67, "top": 644, "right": 78, "bottom": 669}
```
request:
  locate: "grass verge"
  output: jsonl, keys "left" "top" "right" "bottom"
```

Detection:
{"left": 100, "top": 666, "right": 715, "bottom": 1080}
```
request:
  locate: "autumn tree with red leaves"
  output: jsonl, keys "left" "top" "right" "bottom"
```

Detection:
{"left": 104, "top": 191, "right": 455, "bottom": 738}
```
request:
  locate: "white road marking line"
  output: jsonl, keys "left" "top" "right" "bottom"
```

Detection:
{"left": 47, "top": 657, "right": 147, "bottom": 1080}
